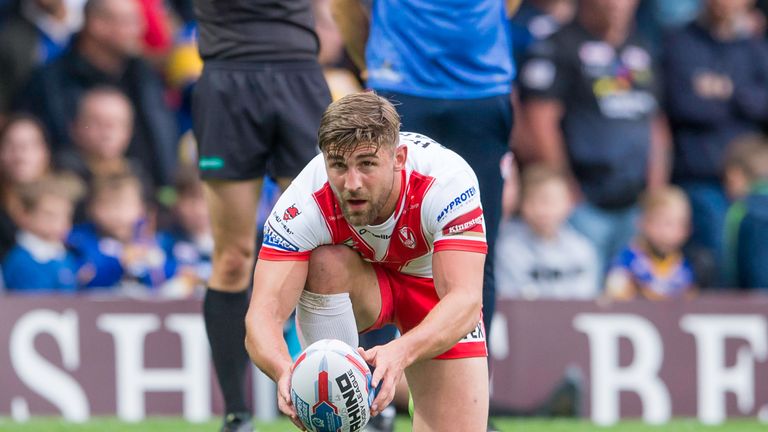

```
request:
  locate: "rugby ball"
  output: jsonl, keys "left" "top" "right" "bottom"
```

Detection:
{"left": 290, "top": 339, "right": 374, "bottom": 432}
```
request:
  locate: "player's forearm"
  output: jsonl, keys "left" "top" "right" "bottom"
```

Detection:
{"left": 397, "top": 291, "right": 482, "bottom": 364}
{"left": 245, "top": 313, "right": 293, "bottom": 382}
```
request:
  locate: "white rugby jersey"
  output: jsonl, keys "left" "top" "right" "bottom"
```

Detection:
{"left": 258, "top": 132, "right": 487, "bottom": 278}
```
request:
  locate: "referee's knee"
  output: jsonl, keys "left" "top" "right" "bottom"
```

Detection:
{"left": 212, "top": 244, "right": 254, "bottom": 288}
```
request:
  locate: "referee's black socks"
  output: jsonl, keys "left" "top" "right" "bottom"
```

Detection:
{"left": 204, "top": 288, "right": 250, "bottom": 415}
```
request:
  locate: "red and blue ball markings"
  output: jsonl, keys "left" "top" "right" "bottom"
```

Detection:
{"left": 310, "top": 356, "right": 343, "bottom": 432}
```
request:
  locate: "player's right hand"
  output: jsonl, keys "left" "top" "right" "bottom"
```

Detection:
{"left": 358, "top": 343, "right": 408, "bottom": 417}
{"left": 277, "top": 371, "right": 306, "bottom": 431}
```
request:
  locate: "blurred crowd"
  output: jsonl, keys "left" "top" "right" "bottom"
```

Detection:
{"left": 0, "top": 0, "right": 767, "bottom": 300}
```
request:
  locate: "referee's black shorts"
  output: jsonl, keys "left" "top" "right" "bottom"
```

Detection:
{"left": 192, "top": 60, "right": 332, "bottom": 180}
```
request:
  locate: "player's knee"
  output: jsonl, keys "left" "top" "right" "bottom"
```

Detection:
{"left": 306, "top": 245, "right": 357, "bottom": 294}
{"left": 214, "top": 244, "right": 254, "bottom": 286}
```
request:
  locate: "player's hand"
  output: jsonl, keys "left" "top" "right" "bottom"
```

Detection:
{"left": 277, "top": 370, "right": 306, "bottom": 431}
{"left": 358, "top": 343, "right": 408, "bottom": 417}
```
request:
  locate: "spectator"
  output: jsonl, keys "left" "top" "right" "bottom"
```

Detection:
{"left": 68, "top": 172, "right": 172, "bottom": 290}
{"left": 1, "top": 173, "right": 85, "bottom": 292}
{"left": 722, "top": 134, "right": 768, "bottom": 288}
{"left": 17, "top": 0, "right": 178, "bottom": 186}
{"left": 663, "top": 0, "right": 768, "bottom": 286}
{"left": 634, "top": 0, "right": 702, "bottom": 53}
{"left": 55, "top": 86, "right": 152, "bottom": 200}
{"left": 0, "top": 114, "right": 52, "bottom": 259}
{"left": 496, "top": 164, "right": 599, "bottom": 300}
{"left": 605, "top": 186, "right": 696, "bottom": 300}
{"left": 509, "top": 0, "right": 576, "bottom": 68}
{"left": 159, "top": 166, "right": 212, "bottom": 298}
{"left": 518, "top": 0, "right": 669, "bottom": 275}
{"left": 0, "top": 0, "right": 85, "bottom": 116}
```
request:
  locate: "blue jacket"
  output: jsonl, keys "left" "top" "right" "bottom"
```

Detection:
{"left": 1, "top": 242, "right": 79, "bottom": 292}
{"left": 68, "top": 223, "right": 174, "bottom": 290}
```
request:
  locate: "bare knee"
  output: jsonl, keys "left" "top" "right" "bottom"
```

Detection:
{"left": 306, "top": 245, "right": 359, "bottom": 294}
{"left": 212, "top": 243, "right": 254, "bottom": 289}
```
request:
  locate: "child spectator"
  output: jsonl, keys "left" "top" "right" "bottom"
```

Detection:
{"left": 159, "top": 166, "right": 212, "bottom": 298}
{"left": 496, "top": 164, "right": 599, "bottom": 300}
{"left": 605, "top": 186, "right": 696, "bottom": 300}
{"left": 68, "top": 171, "right": 172, "bottom": 291}
{"left": 1, "top": 173, "right": 85, "bottom": 291}
{"left": 722, "top": 134, "right": 768, "bottom": 289}
{"left": 0, "top": 114, "right": 52, "bottom": 259}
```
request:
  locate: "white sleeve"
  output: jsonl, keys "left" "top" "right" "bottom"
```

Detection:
{"left": 258, "top": 176, "right": 331, "bottom": 262}
{"left": 422, "top": 168, "right": 487, "bottom": 254}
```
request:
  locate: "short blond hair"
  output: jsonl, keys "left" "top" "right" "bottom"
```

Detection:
{"left": 724, "top": 134, "right": 768, "bottom": 182}
{"left": 519, "top": 164, "right": 569, "bottom": 202}
{"left": 318, "top": 92, "right": 400, "bottom": 156}
{"left": 640, "top": 185, "right": 690, "bottom": 215}
{"left": 18, "top": 173, "right": 85, "bottom": 212}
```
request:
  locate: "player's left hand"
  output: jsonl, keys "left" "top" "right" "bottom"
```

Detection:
{"left": 357, "top": 343, "right": 408, "bottom": 417}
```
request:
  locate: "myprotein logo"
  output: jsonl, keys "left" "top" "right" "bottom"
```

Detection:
{"left": 336, "top": 371, "right": 365, "bottom": 432}
{"left": 437, "top": 186, "right": 477, "bottom": 222}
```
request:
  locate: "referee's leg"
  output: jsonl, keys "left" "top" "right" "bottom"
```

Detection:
{"left": 202, "top": 178, "right": 262, "bottom": 427}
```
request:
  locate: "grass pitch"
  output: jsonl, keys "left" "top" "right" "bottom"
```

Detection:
{"left": 0, "top": 417, "right": 765, "bottom": 431}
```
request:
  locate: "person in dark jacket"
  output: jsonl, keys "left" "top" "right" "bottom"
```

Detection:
{"left": 0, "top": 0, "right": 83, "bottom": 116}
{"left": 662, "top": 0, "right": 768, "bottom": 286}
{"left": 16, "top": 0, "right": 177, "bottom": 187}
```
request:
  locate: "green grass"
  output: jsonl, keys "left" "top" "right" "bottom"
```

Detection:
{"left": 0, "top": 417, "right": 765, "bottom": 431}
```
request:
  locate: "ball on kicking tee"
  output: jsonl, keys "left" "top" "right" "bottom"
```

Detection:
{"left": 290, "top": 339, "right": 375, "bottom": 432}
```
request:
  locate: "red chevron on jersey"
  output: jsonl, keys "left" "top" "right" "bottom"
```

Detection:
{"left": 312, "top": 183, "right": 376, "bottom": 261}
{"left": 379, "top": 171, "right": 434, "bottom": 270}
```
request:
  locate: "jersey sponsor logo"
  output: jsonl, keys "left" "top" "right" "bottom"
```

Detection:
{"left": 283, "top": 204, "right": 301, "bottom": 221}
{"left": 442, "top": 207, "right": 485, "bottom": 237}
{"left": 398, "top": 226, "right": 417, "bottom": 249}
{"left": 458, "top": 320, "right": 486, "bottom": 344}
{"left": 436, "top": 186, "right": 477, "bottom": 222}
{"left": 358, "top": 228, "right": 391, "bottom": 240}
{"left": 263, "top": 223, "right": 300, "bottom": 252}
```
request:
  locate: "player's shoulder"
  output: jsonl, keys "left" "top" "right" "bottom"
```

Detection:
{"left": 288, "top": 152, "right": 328, "bottom": 194}
{"left": 400, "top": 132, "right": 474, "bottom": 178}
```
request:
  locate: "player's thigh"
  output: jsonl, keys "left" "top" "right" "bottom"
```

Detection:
{"left": 203, "top": 178, "right": 263, "bottom": 252}
{"left": 306, "top": 246, "right": 382, "bottom": 331}
{"left": 406, "top": 357, "right": 489, "bottom": 432}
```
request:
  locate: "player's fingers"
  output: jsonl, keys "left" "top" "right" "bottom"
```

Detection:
{"left": 370, "top": 361, "right": 386, "bottom": 389}
{"left": 357, "top": 346, "right": 376, "bottom": 365}
{"left": 289, "top": 414, "right": 307, "bottom": 431}
{"left": 278, "top": 396, "right": 306, "bottom": 431}
{"left": 371, "top": 375, "right": 395, "bottom": 416}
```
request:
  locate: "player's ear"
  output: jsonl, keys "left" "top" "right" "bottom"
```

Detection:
{"left": 394, "top": 145, "right": 407, "bottom": 171}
